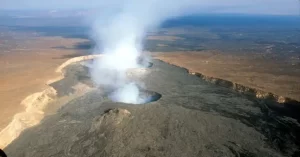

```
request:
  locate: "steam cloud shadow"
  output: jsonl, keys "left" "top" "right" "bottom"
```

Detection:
{"left": 51, "top": 40, "right": 101, "bottom": 59}
{"left": 52, "top": 41, "right": 96, "bottom": 51}
{"left": 8, "top": 25, "right": 90, "bottom": 39}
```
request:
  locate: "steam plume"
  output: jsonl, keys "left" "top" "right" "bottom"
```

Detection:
{"left": 90, "top": 0, "right": 199, "bottom": 103}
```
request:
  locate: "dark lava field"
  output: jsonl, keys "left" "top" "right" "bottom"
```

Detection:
{"left": 4, "top": 60, "right": 300, "bottom": 157}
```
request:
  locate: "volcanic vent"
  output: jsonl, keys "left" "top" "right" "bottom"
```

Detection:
{"left": 108, "top": 57, "right": 161, "bottom": 104}
{"left": 108, "top": 57, "right": 162, "bottom": 104}
{"left": 85, "top": 55, "right": 162, "bottom": 104}
{"left": 108, "top": 84, "right": 162, "bottom": 104}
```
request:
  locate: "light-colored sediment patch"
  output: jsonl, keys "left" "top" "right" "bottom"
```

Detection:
{"left": 157, "top": 44, "right": 168, "bottom": 47}
{"left": 147, "top": 35, "right": 183, "bottom": 41}
{"left": 47, "top": 54, "right": 103, "bottom": 85}
{"left": 72, "top": 82, "right": 94, "bottom": 95}
{"left": 55, "top": 55, "right": 103, "bottom": 73}
{"left": 0, "top": 55, "right": 102, "bottom": 149}
{"left": 126, "top": 68, "right": 151, "bottom": 78}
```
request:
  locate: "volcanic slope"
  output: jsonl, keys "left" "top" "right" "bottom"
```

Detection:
{"left": 5, "top": 60, "right": 300, "bottom": 157}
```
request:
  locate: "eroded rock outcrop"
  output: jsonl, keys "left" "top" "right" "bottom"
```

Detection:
{"left": 90, "top": 108, "right": 131, "bottom": 133}
{"left": 189, "top": 71, "right": 299, "bottom": 105}
{"left": 0, "top": 55, "right": 102, "bottom": 149}
{"left": 0, "top": 87, "right": 57, "bottom": 148}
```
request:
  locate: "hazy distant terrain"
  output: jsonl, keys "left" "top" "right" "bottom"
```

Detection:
{"left": 2, "top": 13, "right": 299, "bottom": 58}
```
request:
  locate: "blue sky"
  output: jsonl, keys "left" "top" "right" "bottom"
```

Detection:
{"left": 1, "top": 0, "right": 299, "bottom": 15}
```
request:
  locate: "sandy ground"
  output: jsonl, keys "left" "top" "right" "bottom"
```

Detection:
{"left": 154, "top": 51, "right": 300, "bottom": 101}
{"left": 0, "top": 36, "right": 86, "bottom": 130}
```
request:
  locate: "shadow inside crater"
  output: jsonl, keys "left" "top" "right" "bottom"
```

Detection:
{"left": 108, "top": 88, "right": 162, "bottom": 104}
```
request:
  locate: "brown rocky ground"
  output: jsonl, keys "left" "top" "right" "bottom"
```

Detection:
{"left": 0, "top": 36, "right": 86, "bottom": 130}
{"left": 153, "top": 51, "right": 300, "bottom": 102}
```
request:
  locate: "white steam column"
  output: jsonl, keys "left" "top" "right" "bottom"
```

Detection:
{"left": 89, "top": 0, "right": 199, "bottom": 104}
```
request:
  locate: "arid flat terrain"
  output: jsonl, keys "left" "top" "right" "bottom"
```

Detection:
{"left": 0, "top": 35, "right": 86, "bottom": 130}
{"left": 154, "top": 51, "right": 300, "bottom": 102}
